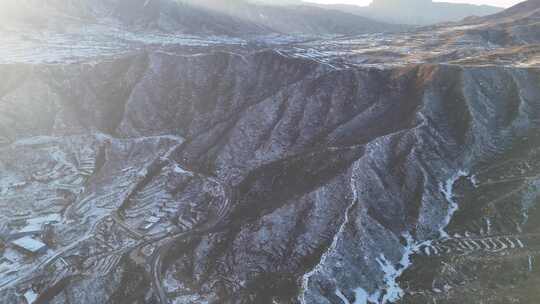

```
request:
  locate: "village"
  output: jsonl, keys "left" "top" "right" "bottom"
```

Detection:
{"left": 0, "top": 213, "right": 61, "bottom": 303}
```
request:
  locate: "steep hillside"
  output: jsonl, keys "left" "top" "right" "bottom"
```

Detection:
{"left": 0, "top": 46, "right": 539, "bottom": 303}
{"left": 462, "top": 0, "right": 540, "bottom": 45}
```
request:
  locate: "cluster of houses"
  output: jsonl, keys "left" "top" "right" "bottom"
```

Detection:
{"left": 0, "top": 214, "right": 62, "bottom": 303}
{"left": 0, "top": 214, "right": 61, "bottom": 273}
{"left": 139, "top": 215, "right": 161, "bottom": 232}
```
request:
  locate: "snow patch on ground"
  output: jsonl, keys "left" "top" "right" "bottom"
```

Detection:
{"left": 439, "top": 170, "right": 469, "bottom": 239}
{"left": 23, "top": 289, "right": 38, "bottom": 304}
{"left": 299, "top": 169, "right": 359, "bottom": 304}
{"left": 338, "top": 233, "right": 433, "bottom": 304}
{"left": 314, "top": 170, "right": 466, "bottom": 304}
{"left": 353, "top": 287, "right": 380, "bottom": 304}
{"left": 301, "top": 167, "right": 472, "bottom": 303}
{"left": 377, "top": 255, "right": 404, "bottom": 303}
{"left": 349, "top": 169, "right": 471, "bottom": 304}
{"left": 335, "top": 287, "right": 380, "bottom": 304}
{"left": 335, "top": 289, "right": 350, "bottom": 303}
{"left": 469, "top": 174, "right": 479, "bottom": 188}
{"left": 374, "top": 233, "right": 431, "bottom": 303}
{"left": 172, "top": 164, "right": 194, "bottom": 176}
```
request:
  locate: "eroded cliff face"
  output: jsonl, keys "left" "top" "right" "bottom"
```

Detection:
{"left": 1, "top": 48, "right": 540, "bottom": 304}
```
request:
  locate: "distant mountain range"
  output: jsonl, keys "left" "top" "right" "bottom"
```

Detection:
{"left": 0, "top": 0, "right": 404, "bottom": 36}
{"left": 181, "top": 0, "right": 405, "bottom": 35}
{"left": 313, "top": 0, "right": 503, "bottom": 25}
{"left": 0, "top": 0, "right": 519, "bottom": 36}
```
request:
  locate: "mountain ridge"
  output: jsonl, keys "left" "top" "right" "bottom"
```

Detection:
{"left": 0, "top": 0, "right": 403, "bottom": 36}
{"left": 313, "top": 0, "right": 502, "bottom": 25}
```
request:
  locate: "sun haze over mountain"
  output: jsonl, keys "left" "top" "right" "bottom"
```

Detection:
{"left": 306, "top": 0, "right": 510, "bottom": 24}
{"left": 306, "top": 0, "right": 522, "bottom": 7}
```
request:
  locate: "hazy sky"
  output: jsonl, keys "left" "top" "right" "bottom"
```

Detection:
{"left": 306, "top": 0, "right": 523, "bottom": 7}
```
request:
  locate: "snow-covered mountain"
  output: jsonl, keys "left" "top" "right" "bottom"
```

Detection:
{"left": 1, "top": 1, "right": 540, "bottom": 304}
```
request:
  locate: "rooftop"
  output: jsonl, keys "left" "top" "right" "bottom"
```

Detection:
{"left": 11, "top": 237, "right": 47, "bottom": 254}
